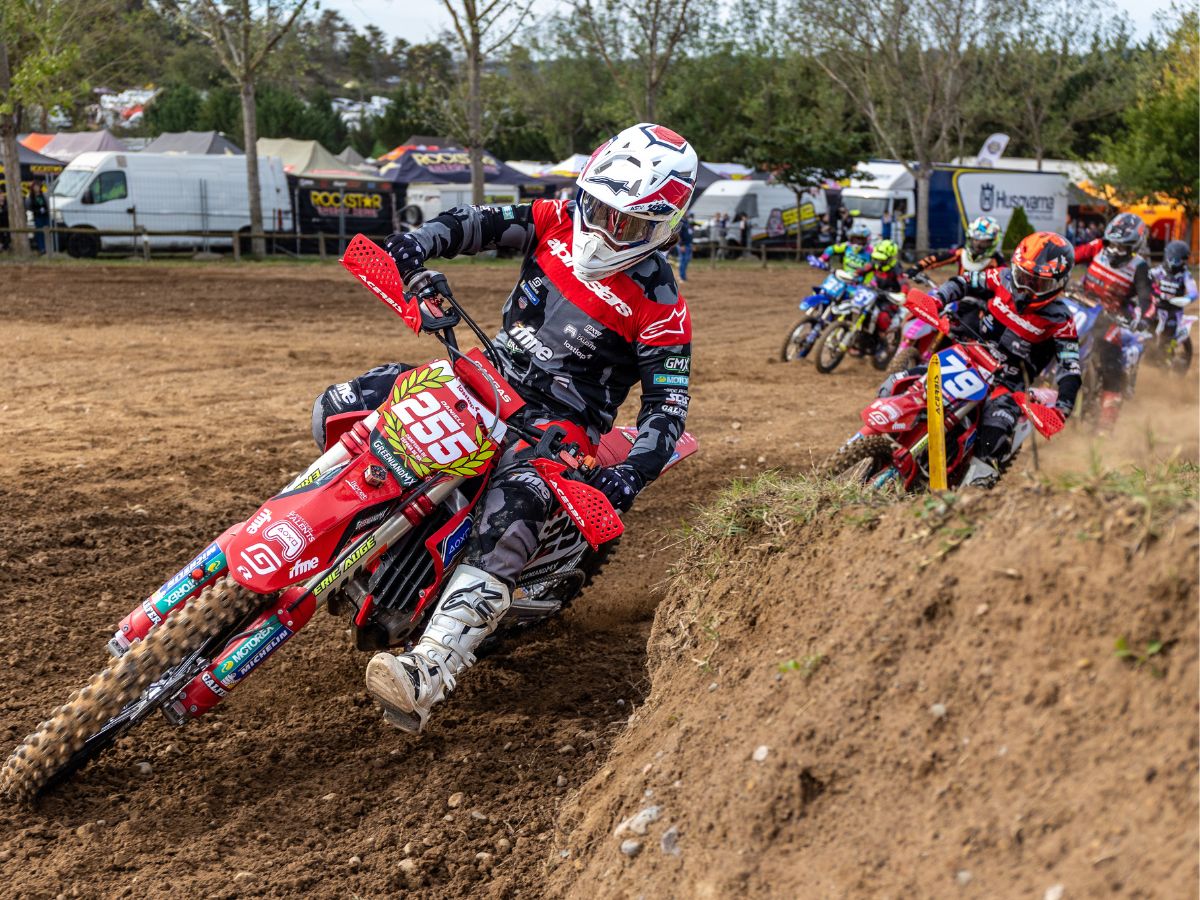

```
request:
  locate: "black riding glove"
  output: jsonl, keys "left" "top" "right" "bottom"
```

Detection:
{"left": 904, "top": 265, "right": 921, "bottom": 278}
{"left": 591, "top": 464, "right": 644, "bottom": 513}
{"left": 384, "top": 231, "right": 427, "bottom": 277}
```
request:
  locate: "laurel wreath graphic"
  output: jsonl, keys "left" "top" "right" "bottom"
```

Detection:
{"left": 380, "top": 366, "right": 496, "bottom": 478}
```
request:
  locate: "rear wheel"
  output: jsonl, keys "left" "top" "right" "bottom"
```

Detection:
{"left": 0, "top": 576, "right": 261, "bottom": 802}
{"left": 814, "top": 324, "right": 850, "bottom": 373}
{"left": 781, "top": 320, "right": 817, "bottom": 362}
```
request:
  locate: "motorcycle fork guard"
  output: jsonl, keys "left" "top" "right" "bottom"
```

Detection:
{"left": 171, "top": 586, "right": 318, "bottom": 721}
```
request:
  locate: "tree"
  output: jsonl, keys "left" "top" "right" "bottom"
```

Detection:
{"left": 1001, "top": 205, "right": 1033, "bottom": 254}
{"left": 1102, "top": 8, "right": 1199, "bottom": 242}
{"left": 437, "top": 0, "right": 534, "bottom": 203}
{"left": 988, "top": 1, "right": 1134, "bottom": 168}
{"left": 145, "top": 83, "right": 203, "bottom": 133}
{"left": 156, "top": 0, "right": 309, "bottom": 258}
{"left": 573, "top": 0, "right": 709, "bottom": 122}
{"left": 740, "top": 58, "right": 871, "bottom": 255}
{"left": 0, "top": 0, "right": 84, "bottom": 256}
{"left": 795, "top": 0, "right": 1021, "bottom": 252}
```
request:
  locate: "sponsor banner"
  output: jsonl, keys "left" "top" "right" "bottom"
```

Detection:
{"left": 953, "top": 171, "right": 1067, "bottom": 236}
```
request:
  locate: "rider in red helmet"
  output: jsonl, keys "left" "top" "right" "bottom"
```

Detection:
{"left": 1073, "top": 211, "right": 1153, "bottom": 431}
{"left": 923, "top": 232, "right": 1081, "bottom": 487}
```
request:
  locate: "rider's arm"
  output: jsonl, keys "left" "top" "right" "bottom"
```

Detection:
{"left": 821, "top": 242, "right": 844, "bottom": 260}
{"left": 406, "top": 202, "right": 540, "bottom": 259}
{"left": 623, "top": 297, "right": 692, "bottom": 485}
{"left": 1074, "top": 239, "right": 1102, "bottom": 264}
{"left": 914, "top": 248, "right": 960, "bottom": 273}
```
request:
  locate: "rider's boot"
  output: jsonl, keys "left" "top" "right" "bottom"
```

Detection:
{"left": 962, "top": 456, "right": 1000, "bottom": 489}
{"left": 1098, "top": 390, "right": 1122, "bottom": 434}
{"left": 365, "top": 564, "right": 511, "bottom": 733}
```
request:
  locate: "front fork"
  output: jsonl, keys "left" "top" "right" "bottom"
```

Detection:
{"left": 837, "top": 313, "right": 868, "bottom": 352}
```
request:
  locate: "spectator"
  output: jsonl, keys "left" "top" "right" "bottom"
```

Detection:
{"left": 31, "top": 182, "right": 49, "bottom": 254}
{"left": 834, "top": 206, "right": 854, "bottom": 243}
{"left": 735, "top": 213, "right": 751, "bottom": 255}
{"left": 714, "top": 212, "right": 728, "bottom": 259}
{"left": 1065, "top": 215, "right": 1077, "bottom": 245}
{"left": 677, "top": 213, "right": 693, "bottom": 282}
{"left": 817, "top": 212, "right": 832, "bottom": 245}
{"left": 880, "top": 210, "right": 893, "bottom": 241}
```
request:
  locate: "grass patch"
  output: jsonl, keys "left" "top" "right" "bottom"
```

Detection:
{"left": 1047, "top": 458, "right": 1199, "bottom": 547}
{"left": 779, "top": 653, "right": 826, "bottom": 679}
{"left": 1114, "top": 636, "right": 1166, "bottom": 677}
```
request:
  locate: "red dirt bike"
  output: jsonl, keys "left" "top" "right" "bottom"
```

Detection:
{"left": 1, "top": 235, "right": 697, "bottom": 801}
{"left": 822, "top": 292, "right": 1063, "bottom": 489}
{"left": 886, "top": 272, "right": 949, "bottom": 374}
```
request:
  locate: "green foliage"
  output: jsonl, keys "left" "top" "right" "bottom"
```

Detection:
{"left": 197, "top": 86, "right": 239, "bottom": 135}
{"left": 1001, "top": 206, "right": 1035, "bottom": 254}
{"left": 1113, "top": 636, "right": 1165, "bottom": 675}
{"left": 778, "top": 653, "right": 826, "bottom": 679}
{"left": 145, "top": 84, "right": 202, "bottom": 134}
{"left": 1102, "top": 9, "right": 1200, "bottom": 217}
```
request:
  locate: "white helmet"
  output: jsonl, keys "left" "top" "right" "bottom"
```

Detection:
{"left": 572, "top": 123, "right": 698, "bottom": 281}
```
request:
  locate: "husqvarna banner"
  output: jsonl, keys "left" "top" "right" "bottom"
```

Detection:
{"left": 952, "top": 170, "right": 1068, "bottom": 236}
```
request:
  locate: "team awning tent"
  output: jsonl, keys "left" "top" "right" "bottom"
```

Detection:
{"left": 0, "top": 144, "right": 65, "bottom": 192}
{"left": 378, "top": 135, "right": 453, "bottom": 162}
{"left": 40, "top": 130, "right": 128, "bottom": 162}
{"left": 378, "top": 144, "right": 541, "bottom": 186}
{"left": 19, "top": 133, "right": 56, "bottom": 153}
{"left": 143, "top": 131, "right": 243, "bottom": 155}
{"left": 336, "top": 146, "right": 369, "bottom": 167}
{"left": 257, "top": 137, "right": 372, "bottom": 179}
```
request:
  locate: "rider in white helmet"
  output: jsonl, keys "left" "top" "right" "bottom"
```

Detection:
{"left": 311, "top": 124, "right": 697, "bottom": 733}
{"left": 907, "top": 215, "right": 1006, "bottom": 277}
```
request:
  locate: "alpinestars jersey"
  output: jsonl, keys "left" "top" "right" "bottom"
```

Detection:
{"left": 1074, "top": 238, "right": 1152, "bottom": 318}
{"left": 935, "top": 268, "right": 1082, "bottom": 410}
{"left": 406, "top": 199, "right": 691, "bottom": 485}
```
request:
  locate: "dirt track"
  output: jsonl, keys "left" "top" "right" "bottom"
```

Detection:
{"left": 0, "top": 259, "right": 1195, "bottom": 898}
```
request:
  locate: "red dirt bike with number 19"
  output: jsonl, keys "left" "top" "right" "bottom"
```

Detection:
{"left": 1, "top": 234, "right": 697, "bottom": 801}
{"left": 822, "top": 291, "right": 1063, "bottom": 490}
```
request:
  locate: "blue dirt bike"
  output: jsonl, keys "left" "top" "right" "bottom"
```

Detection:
{"left": 780, "top": 260, "right": 861, "bottom": 362}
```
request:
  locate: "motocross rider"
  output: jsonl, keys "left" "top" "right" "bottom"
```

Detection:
{"left": 856, "top": 238, "right": 904, "bottom": 352}
{"left": 1073, "top": 211, "right": 1153, "bottom": 431}
{"left": 1149, "top": 239, "right": 1197, "bottom": 346}
{"left": 311, "top": 124, "right": 695, "bottom": 733}
{"left": 924, "top": 232, "right": 1081, "bottom": 488}
{"left": 906, "top": 216, "right": 1005, "bottom": 278}
{"left": 815, "top": 221, "right": 873, "bottom": 276}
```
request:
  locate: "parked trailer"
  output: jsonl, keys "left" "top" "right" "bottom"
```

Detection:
{"left": 50, "top": 152, "right": 292, "bottom": 257}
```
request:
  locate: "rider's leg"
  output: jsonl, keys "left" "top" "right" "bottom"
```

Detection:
{"left": 964, "top": 393, "right": 1020, "bottom": 487}
{"left": 364, "top": 445, "right": 553, "bottom": 732}
{"left": 1096, "top": 338, "right": 1125, "bottom": 433}
{"left": 310, "top": 363, "right": 413, "bottom": 449}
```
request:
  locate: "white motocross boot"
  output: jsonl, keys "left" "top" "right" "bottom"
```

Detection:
{"left": 962, "top": 456, "right": 1000, "bottom": 489}
{"left": 365, "top": 564, "right": 511, "bottom": 733}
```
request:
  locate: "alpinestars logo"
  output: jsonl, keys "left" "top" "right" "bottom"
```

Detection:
{"left": 640, "top": 305, "right": 688, "bottom": 342}
{"left": 442, "top": 580, "right": 505, "bottom": 620}
{"left": 546, "top": 237, "right": 633, "bottom": 316}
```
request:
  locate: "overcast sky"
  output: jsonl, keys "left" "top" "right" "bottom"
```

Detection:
{"left": 324, "top": 0, "right": 1174, "bottom": 42}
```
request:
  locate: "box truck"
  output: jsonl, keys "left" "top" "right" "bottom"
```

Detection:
{"left": 50, "top": 151, "right": 292, "bottom": 257}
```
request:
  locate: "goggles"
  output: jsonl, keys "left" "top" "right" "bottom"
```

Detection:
{"left": 968, "top": 237, "right": 992, "bottom": 255}
{"left": 1011, "top": 264, "right": 1065, "bottom": 298}
{"left": 577, "top": 190, "right": 672, "bottom": 249}
{"left": 848, "top": 234, "right": 868, "bottom": 246}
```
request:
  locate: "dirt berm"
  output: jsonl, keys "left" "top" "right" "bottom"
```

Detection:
{"left": 547, "top": 467, "right": 1199, "bottom": 898}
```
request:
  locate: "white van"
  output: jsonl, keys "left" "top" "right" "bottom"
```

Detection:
{"left": 689, "top": 180, "right": 828, "bottom": 247}
{"left": 401, "top": 182, "right": 521, "bottom": 227}
{"left": 838, "top": 161, "right": 914, "bottom": 241}
{"left": 50, "top": 151, "right": 292, "bottom": 257}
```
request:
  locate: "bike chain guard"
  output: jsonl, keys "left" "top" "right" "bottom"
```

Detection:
{"left": 531, "top": 458, "right": 624, "bottom": 550}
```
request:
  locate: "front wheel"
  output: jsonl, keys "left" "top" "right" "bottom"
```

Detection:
{"left": 814, "top": 323, "right": 850, "bottom": 373}
{"left": 781, "top": 320, "right": 817, "bottom": 362}
{"left": 888, "top": 345, "right": 921, "bottom": 375}
{"left": 820, "top": 435, "right": 898, "bottom": 485}
{"left": 0, "top": 576, "right": 261, "bottom": 802}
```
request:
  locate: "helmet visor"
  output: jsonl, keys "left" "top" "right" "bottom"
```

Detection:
{"left": 848, "top": 233, "right": 868, "bottom": 247}
{"left": 1012, "top": 264, "right": 1064, "bottom": 298}
{"left": 968, "top": 237, "right": 992, "bottom": 255}
{"left": 578, "top": 191, "right": 665, "bottom": 248}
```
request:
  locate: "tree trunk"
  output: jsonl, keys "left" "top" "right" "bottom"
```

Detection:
{"left": 467, "top": 41, "right": 484, "bottom": 205}
{"left": 0, "top": 39, "right": 30, "bottom": 257}
{"left": 240, "top": 79, "right": 265, "bottom": 260}
{"left": 915, "top": 166, "right": 932, "bottom": 256}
